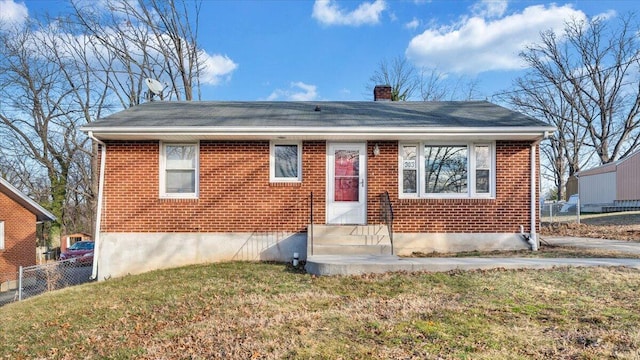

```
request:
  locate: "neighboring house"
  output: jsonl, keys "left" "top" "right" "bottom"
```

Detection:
{"left": 0, "top": 177, "right": 56, "bottom": 282}
{"left": 81, "top": 86, "right": 554, "bottom": 279}
{"left": 578, "top": 150, "right": 640, "bottom": 212}
{"left": 61, "top": 232, "right": 92, "bottom": 253}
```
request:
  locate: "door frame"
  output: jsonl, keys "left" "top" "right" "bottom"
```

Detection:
{"left": 326, "top": 142, "right": 367, "bottom": 224}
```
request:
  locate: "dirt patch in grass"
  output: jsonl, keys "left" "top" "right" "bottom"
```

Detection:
{"left": 541, "top": 212, "right": 640, "bottom": 241}
{"left": 2, "top": 262, "right": 640, "bottom": 359}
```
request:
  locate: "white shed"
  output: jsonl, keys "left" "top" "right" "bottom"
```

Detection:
{"left": 578, "top": 150, "right": 640, "bottom": 212}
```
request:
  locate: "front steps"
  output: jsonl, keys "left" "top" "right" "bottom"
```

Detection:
{"left": 309, "top": 224, "right": 392, "bottom": 256}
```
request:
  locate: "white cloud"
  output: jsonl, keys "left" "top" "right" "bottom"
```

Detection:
{"left": 594, "top": 9, "right": 616, "bottom": 22}
{"left": 199, "top": 53, "right": 238, "bottom": 86}
{"left": 19, "top": 19, "right": 237, "bottom": 91}
{"left": 0, "top": 0, "right": 28, "bottom": 30}
{"left": 267, "top": 82, "right": 318, "bottom": 101}
{"left": 471, "top": 0, "right": 507, "bottom": 19}
{"left": 406, "top": 3, "right": 587, "bottom": 74}
{"left": 405, "top": 17, "right": 419, "bottom": 30}
{"left": 388, "top": 11, "right": 397, "bottom": 22}
{"left": 312, "top": 0, "right": 386, "bottom": 26}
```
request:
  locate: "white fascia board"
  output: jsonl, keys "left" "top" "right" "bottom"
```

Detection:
{"left": 0, "top": 178, "right": 56, "bottom": 221}
{"left": 84, "top": 126, "right": 556, "bottom": 141}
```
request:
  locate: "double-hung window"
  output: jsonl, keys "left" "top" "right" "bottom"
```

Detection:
{"left": 400, "top": 142, "right": 495, "bottom": 198}
{"left": 270, "top": 141, "right": 302, "bottom": 182}
{"left": 160, "top": 142, "right": 199, "bottom": 198}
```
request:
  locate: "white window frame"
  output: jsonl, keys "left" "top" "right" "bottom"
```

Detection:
{"left": 399, "top": 141, "right": 495, "bottom": 199}
{"left": 270, "top": 141, "right": 302, "bottom": 183}
{"left": 0, "top": 221, "right": 4, "bottom": 250}
{"left": 399, "top": 143, "right": 419, "bottom": 196}
{"left": 159, "top": 142, "right": 199, "bottom": 199}
{"left": 471, "top": 144, "right": 492, "bottom": 196}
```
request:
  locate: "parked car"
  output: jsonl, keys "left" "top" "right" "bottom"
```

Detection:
{"left": 560, "top": 194, "right": 580, "bottom": 213}
{"left": 59, "top": 241, "right": 94, "bottom": 266}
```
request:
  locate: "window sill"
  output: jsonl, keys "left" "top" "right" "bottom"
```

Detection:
{"left": 269, "top": 181, "right": 302, "bottom": 187}
{"left": 398, "top": 197, "right": 495, "bottom": 204}
{"left": 159, "top": 196, "right": 199, "bottom": 203}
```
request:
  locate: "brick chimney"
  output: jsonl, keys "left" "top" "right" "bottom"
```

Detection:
{"left": 373, "top": 85, "right": 392, "bottom": 101}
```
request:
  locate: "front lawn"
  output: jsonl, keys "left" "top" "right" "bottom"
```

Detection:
{"left": 1, "top": 262, "right": 639, "bottom": 359}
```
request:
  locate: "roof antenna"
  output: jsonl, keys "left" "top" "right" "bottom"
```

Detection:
{"left": 145, "top": 78, "right": 165, "bottom": 101}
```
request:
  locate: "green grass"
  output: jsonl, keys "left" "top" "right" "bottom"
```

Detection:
{"left": 2, "top": 262, "right": 640, "bottom": 359}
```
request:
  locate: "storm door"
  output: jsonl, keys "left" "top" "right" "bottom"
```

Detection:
{"left": 326, "top": 143, "right": 367, "bottom": 224}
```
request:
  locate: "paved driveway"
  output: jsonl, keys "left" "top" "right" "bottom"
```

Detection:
{"left": 543, "top": 236, "right": 640, "bottom": 254}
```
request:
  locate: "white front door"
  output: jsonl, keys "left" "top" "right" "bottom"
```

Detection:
{"left": 327, "top": 142, "right": 367, "bottom": 224}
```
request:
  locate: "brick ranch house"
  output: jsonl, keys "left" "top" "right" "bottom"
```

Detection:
{"left": 0, "top": 177, "right": 56, "bottom": 283}
{"left": 81, "top": 86, "right": 554, "bottom": 279}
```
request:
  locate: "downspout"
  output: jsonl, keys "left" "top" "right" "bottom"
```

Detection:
{"left": 88, "top": 131, "right": 106, "bottom": 280}
{"left": 528, "top": 141, "right": 539, "bottom": 251}
{"left": 575, "top": 173, "right": 581, "bottom": 225}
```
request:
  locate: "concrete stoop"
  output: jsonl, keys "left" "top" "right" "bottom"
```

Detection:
{"left": 309, "top": 224, "right": 392, "bottom": 256}
{"left": 304, "top": 255, "right": 640, "bottom": 276}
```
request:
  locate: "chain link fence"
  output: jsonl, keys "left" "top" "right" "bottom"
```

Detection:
{"left": 540, "top": 201, "right": 580, "bottom": 224}
{"left": 0, "top": 260, "right": 93, "bottom": 306}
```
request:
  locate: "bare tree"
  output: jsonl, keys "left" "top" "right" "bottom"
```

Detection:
{"left": 71, "top": 0, "right": 204, "bottom": 106}
{"left": 504, "top": 80, "right": 591, "bottom": 200}
{"left": 520, "top": 14, "right": 640, "bottom": 165}
{"left": 368, "top": 56, "right": 419, "bottom": 101}
{"left": 0, "top": 22, "right": 78, "bottom": 237}
{"left": 419, "top": 68, "right": 480, "bottom": 101}
{"left": 368, "top": 56, "right": 481, "bottom": 101}
{"left": 504, "top": 14, "right": 640, "bottom": 199}
{"left": 0, "top": 1, "right": 207, "bottom": 243}
{"left": 0, "top": 17, "right": 115, "bottom": 238}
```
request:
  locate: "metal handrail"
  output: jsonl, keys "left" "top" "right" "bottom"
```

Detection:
{"left": 380, "top": 191, "right": 394, "bottom": 255}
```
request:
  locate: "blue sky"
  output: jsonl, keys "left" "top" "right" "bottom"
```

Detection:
{"left": 2, "top": 0, "right": 637, "bottom": 102}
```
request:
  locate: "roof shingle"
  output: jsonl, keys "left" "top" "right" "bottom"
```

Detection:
{"left": 86, "top": 101, "right": 549, "bottom": 129}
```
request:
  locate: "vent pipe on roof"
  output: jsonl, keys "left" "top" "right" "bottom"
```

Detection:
{"left": 374, "top": 85, "right": 392, "bottom": 101}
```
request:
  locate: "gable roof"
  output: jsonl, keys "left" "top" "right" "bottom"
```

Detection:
{"left": 82, "top": 101, "right": 555, "bottom": 141}
{"left": 577, "top": 149, "right": 640, "bottom": 177}
{"left": 0, "top": 177, "right": 56, "bottom": 222}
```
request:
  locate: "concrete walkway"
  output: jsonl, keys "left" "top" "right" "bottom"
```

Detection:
{"left": 306, "top": 236, "right": 640, "bottom": 276}
{"left": 543, "top": 236, "right": 640, "bottom": 254}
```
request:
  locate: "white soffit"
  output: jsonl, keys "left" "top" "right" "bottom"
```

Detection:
{"left": 86, "top": 126, "right": 553, "bottom": 142}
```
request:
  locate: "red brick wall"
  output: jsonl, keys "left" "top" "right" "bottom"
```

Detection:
{"left": 0, "top": 191, "right": 37, "bottom": 276}
{"left": 102, "top": 140, "right": 537, "bottom": 234}
{"left": 102, "top": 141, "right": 325, "bottom": 232}
{"left": 374, "top": 85, "right": 392, "bottom": 101}
{"left": 367, "top": 141, "right": 538, "bottom": 233}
